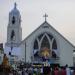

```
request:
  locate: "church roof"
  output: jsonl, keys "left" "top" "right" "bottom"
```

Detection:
{"left": 21, "top": 21, "right": 75, "bottom": 48}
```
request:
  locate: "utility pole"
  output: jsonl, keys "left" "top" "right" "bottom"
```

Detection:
{"left": 25, "top": 42, "right": 26, "bottom": 63}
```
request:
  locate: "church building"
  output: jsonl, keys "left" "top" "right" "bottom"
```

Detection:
{"left": 5, "top": 3, "right": 75, "bottom": 66}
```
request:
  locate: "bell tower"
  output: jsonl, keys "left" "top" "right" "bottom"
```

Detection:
{"left": 6, "top": 3, "right": 22, "bottom": 47}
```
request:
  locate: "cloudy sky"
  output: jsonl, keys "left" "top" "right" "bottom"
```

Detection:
{"left": 0, "top": 0, "right": 75, "bottom": 46}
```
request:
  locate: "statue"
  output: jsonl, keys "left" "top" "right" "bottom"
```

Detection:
{"left": 0, "top": 54, "right": 11, "bottom": 74}
{"left": 40, "top": 47, "right": 51, "bottom": 60}
{"left": 2, "top": 54, "right": 9, "bottom": 68}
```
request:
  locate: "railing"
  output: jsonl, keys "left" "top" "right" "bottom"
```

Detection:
{"left": 33, "top": 57, "right": 59, "bottom": 64}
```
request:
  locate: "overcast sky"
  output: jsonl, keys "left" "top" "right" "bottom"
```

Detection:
{"left": 0, "top": 0, "right": 75, "bottom": 46}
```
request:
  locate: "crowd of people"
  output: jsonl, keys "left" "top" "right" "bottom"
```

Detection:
{"left": 8, "top": 64, "right": 75, "bottom": 75}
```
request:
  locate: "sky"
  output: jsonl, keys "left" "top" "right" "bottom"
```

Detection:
{"left": 0, "top": 0, "right": 75, "bottom": 46}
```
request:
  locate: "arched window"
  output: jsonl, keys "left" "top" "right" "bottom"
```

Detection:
{"left": 33, "top": 40, "right": 40, "bottom": 61}
{"left": 52, "top": 39, "right": 57, "bottom": 49}
{"left": 12, "top": 16, "right": 15, "bottom": 24}
{"left": 11, "top": 30, "right": 15, "bottom": 40}
{"left": 41, "top": 36, "right": 50, "bottom": 49}
{"left": 38, "top": 34, "right": 43, "bottom": 41}
{"left": 34, "top": 40, "right": 38, "bottom": 49}
{"left": 33, "top": 33, "right": 58, "bottom": 61}
{"left": 48, "top": 34, "right": 53, "bottom": 40}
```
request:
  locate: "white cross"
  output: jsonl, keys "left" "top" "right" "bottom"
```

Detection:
{"left": 43, "top": 13, "right": 48, "bottom": 21}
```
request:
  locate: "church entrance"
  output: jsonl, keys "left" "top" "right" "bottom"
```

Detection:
{"left": 33, "top": 33, "right": 59, "bottom": 64}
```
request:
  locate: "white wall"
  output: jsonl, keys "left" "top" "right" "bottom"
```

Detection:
{"left": 4, "top": 46, "right": 23, "bottom": 61}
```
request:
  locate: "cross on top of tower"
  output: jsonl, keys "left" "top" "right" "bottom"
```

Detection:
{"left": 43, "top": 13, "right": 48, "bottom": 21}
{"left": 14, "top": 2, "right": 17, "bottom": 9}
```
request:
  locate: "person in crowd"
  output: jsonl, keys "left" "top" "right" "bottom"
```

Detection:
{"left": 40, "top": 67, "right": 43, "bottom": 75}
{"left": 60, "top": 67, "right": 66, "bottom": 75}
{"left": 28, "top": 67, "right": 32, "bottom": 75}
{"left": 73, "top": 69, "right": 75, "bottom": 75}
{"left": 54, "top": 67, "right": 59, "bottom": 75}
{"left": 51, "top": 68, "right": 54, "bottom": 75}
{"left": 26, "top": 70, "right": 29, "bottom": 75}
{"left": 22, "top": 69, "right": 25, "bottom": 75}
{"left": 9, "top": 70, "right": 13, "bottom": 75}
{"left": 18, "top": 70, "right": 22, "bottom": 75}
{"left": 70, "top": 68, "right": 74, "bottom": 75}
{"left": 66, "top": 65, "right": 70, "bottom": 75}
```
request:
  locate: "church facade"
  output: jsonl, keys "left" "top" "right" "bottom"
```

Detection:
{"left": 5, "top": 3, "right": 75, "bottom": 66}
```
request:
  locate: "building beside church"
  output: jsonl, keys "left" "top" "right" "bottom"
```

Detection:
{"left": 5, "top": 3, "right": 75, "bottom": 66}
{"left": 0, "top": 43, "right": 4, "bottom": 64}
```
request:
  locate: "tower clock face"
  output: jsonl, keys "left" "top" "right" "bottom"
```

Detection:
{"left": 12, "top": 16, "right": 15, "bottom": 24}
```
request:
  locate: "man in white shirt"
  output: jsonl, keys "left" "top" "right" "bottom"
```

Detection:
{"left": 66, "top": 65, "right": 70, "bottom": 75}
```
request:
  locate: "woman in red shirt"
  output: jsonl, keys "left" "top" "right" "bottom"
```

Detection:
{"left": 54, "top": 67, "right": 59, "bottom": 75}
{"left": 60, "top": 67, "right": 66, "bottom": 75}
